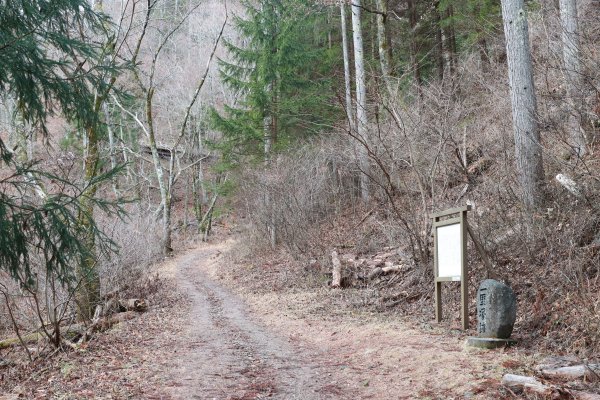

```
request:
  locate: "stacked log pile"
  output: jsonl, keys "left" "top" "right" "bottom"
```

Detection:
{"left": 328, "top": 247, "right": 424, "bottom": 306}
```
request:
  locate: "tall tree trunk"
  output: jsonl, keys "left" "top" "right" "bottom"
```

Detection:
{"left": 407, "top": 0, "right": 422, "bottom": 89}
{"left": 78, "top": 95, "right": 102, "bottom": 320}
{"left": 434, "top": 2, "right": 444, "bottom": 81}
{"left": 103, "top": 103, "right": 119, "bottom": 194}
{"left": 441, "top": 4, "right": 457, "bottom": 78}
{"left": 375, "top": 0, "right": 394, "bottom": 94}
{"left": 144, "top": 88, "right": 172, "bottom": 254}
{"left": 474, "top": 4, "right": 490, "bottom": 73}
{"left": 559, "top": 0, "right": 587, "bottom": 156}
{"left": 340, "top": 4, "right": 355, "bottom": 131}
{"left": 192, "top": 120, "right": 207, "bottom": 233}
{"left": 501, "top": 0, "right": 545, "bottom": 210}
{"left": 351, "top": 0, "right": 370, "bottom": 201}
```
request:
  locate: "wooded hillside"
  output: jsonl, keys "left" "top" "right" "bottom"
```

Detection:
{"left": 1, "top": 0, "right": 600, "bottom": 395}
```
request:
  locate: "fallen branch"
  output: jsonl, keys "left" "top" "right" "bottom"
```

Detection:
{"left": 381, "top": 265, "right": 403, "bottom": 274}
{"left": 0, "top": 325, "right": 84, "bottom": 350}
{"left": 541, "top": 364, "right": 600, "bottom": 382}
{"left": 78, "top": 311, "right": 138, "bottom": 344}
{"left": 0, "top": 332, "right": 42, "bottom": 350}
{"left": 502, "top": 374, "right": 552, "bottom": 396}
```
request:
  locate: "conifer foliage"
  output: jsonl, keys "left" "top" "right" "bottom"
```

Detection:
{"left": 211, "top": 0, "right": 336, "bottom": 163}
{"left": 0, "top": 1, "right": 121, "bottom": 288}
{"left": 0, "top": 0, "right": 113, "bottom": 131}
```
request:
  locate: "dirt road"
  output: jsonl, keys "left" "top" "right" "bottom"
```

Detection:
{"left": 159, "top": 240, "right": 520, "bottom": 399}
{"left": 163, "top": 243, "right": 347, "bottom": 399}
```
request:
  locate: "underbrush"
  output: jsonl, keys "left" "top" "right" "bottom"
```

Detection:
{"left": 0, "top": 206, "right": 166, "bottom": 367}
{"left": 0, "top": 274, "right": 179, "bottom": 397}
{"left": 233, "top": 2, "right": 600, "bottom": 356}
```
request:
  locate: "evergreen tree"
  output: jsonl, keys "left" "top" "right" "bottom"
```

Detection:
{"left": 0, "top": 1, "right": 122, "bottom": 289}
{"left": 0, "top": 0, "right": 113, "bottom": 131}
{"left": 211, "top": 0, "right": 336, "bottom": 164}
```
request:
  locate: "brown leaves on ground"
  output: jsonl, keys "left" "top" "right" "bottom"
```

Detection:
{"left": 0, "top": 278, "right": 186, "bottom": 399}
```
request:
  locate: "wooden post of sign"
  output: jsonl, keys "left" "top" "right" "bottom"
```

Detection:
{"left": 432, "top": 205, "right": 471, "bottom": 330}
{"left": 433, "top": 213, "right": 442, "bottom": 322}
{"left": 460, "top": 208, "right": 468, "bottom": 330}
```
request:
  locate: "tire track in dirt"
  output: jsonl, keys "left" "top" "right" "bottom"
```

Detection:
{"left": 164, "top": 244, "right": 349, "bottom": 400}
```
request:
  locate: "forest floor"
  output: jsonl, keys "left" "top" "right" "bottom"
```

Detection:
{"left": 1, "top": 236, "right": 539, "bottom": 399}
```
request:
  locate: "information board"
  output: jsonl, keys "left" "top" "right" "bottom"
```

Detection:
{"left": 436, "top": 223, "right": 462, "bottom": 279}
{"left": 432, "top": 205, "right": 471, "bottom": 330}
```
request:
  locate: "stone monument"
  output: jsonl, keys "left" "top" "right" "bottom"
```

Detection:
{"left": 467, "top": 279, "right": 517, "bottom": 349}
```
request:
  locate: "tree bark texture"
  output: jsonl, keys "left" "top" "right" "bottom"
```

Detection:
{"left": 559, "top": 0, "right": 587, "bottom": 156}
{"left": 340, "top": 4, "right": 354, "bottom": 131}
{"left": 351, "top": 0, "right": 370, "bottom": 201}
{"left": 434, "top": 2, "right": 444, "bottom": 81}
{"left": 439, "top": 4, "right": 457, "bottom": 79}
{"left": 144, "top": 88, "right": 172, "bottom": 254}
{"left": 501, "top": 0, "right": 545, "bottom": 210}
{"left": 77, "top": 93, "right": 104, "bottom": 320}
{"left": 375, "top": 0, "right": 393, "bottom": 93}
{"left": 407, "top": 0, "right": 423, "bottom": 88}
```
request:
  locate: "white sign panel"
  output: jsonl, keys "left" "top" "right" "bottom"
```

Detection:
{"left": 436, "top": 223, "right": 462, "bottom": 279}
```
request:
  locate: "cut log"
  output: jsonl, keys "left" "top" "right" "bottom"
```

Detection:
{"left": 118, "top": 298, "right": 148, "bottom": 312}
{"left": 331, "top": 251, "right": 342, "bottom": 288}
{"left": 502, "top": 374, "right": 552, "bottom": 395}
{"left": 541, "top": 364, "right": 600, "bottom": 381}
{"left": 381, "top": 265, "right": 404, "bottom": 274}
{"left": 556, "top": 173, "right": 582, "bottom": 197}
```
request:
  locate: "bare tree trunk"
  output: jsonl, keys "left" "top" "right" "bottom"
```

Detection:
{"left": 375, "top": 0, "right": 393, "bottom": 93}
{"left": 192, "top": 121, "right": 207, "bottom": 232}
{"left": 501, "top": 0, "right": 545, "bottom": 210}
{"left": 78, "top": 95, "right": 102, "bottom": 320}
{"left": 441, "top": 4, "right": 457, "bottom": 79}
{"left": 434, "top": 2, "right": 444, "bottom": 81}
{"left": 340, "top": 4, "right": 354, "bottom": 131}
{"left": 144, "top": 89, "right": 172, "bottom": 254}
{"left": 351, "top": 0, "right": 370, "bottom": 201}
{"left": 103, "top": 103, "right": 119, "bottom": 194}
{"left": 264, "top": 112, "right": 276, "bottom": 247}
{"left": 559, "top": 0, "right": 587, "bottom": 156}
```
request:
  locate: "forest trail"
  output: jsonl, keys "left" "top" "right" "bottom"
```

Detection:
{"left": 157, "top": 239, "right": 518, "bottom": 399}
{"left": 162, "top": 241, "right": 344, "bottom": 399}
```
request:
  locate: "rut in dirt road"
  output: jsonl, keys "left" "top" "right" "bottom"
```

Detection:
{"left": 165, "top": 245, "right": 347, "bottom": 400}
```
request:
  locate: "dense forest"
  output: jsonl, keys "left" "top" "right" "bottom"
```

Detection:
{"left": 1, "top": 0, "right": 600, "bottom": 397}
